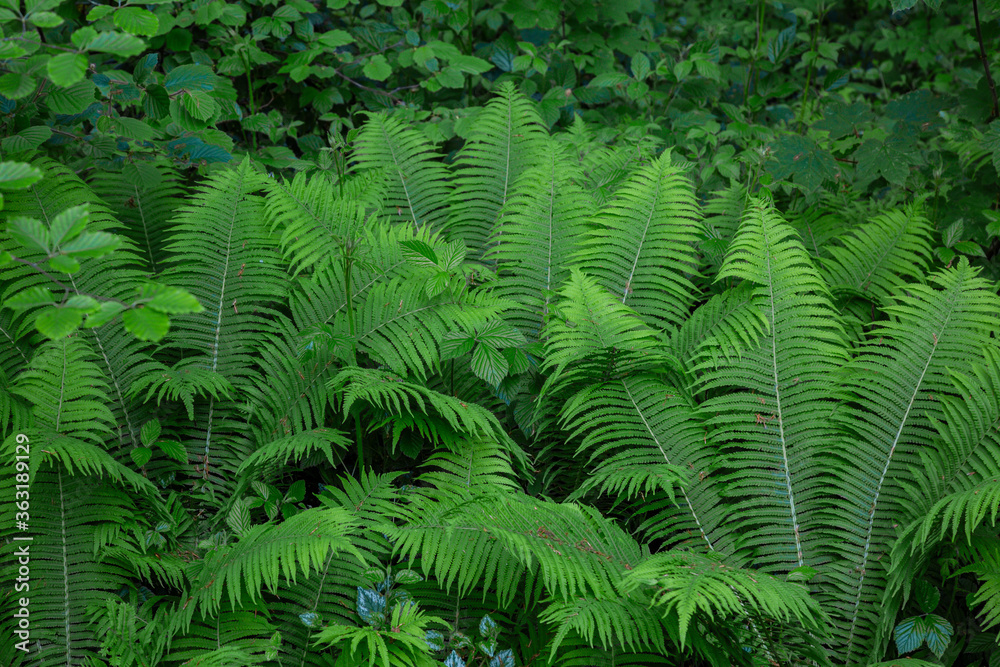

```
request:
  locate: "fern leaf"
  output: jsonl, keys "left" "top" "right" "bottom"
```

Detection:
{"left": 488, "top": 138, "right": 591, "bottom": 339}
{"left": 821, "top": 203, "right": 933, "bottom": 300}
{"left": 352, "top": 111, "right": 452, "bottom": 231}
{"left": 830, "top": 258, "right": 1000, "bottom": 664}
{"left": 446, "top": 81, "right": 547, "bottom": 257}
{"left": 575, "top": 150, "right": 703, "bottom": 332}
{"left": 699, "top": 196, "right": 847, "bottom": 572}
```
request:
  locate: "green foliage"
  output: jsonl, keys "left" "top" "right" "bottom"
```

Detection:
{"left": 3, "top": 9, "right": 1000, "bottom": 665}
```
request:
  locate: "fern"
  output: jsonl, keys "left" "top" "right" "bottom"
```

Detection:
{"left": 446, "top": 81, "right": 547, "bottom": 257}
{"left": 352, "top": 111, "right": 453, "bottom": 231}
{"left": 829, "top": 258, "right": 1000, "bottom": 664}
{"left": 820, "top": 203, "right": 933, "bottom": 301}
{"left": 699, "top": 196, "right": 847, "bottom": 572}
{"left": 574, "top": 150, "right": 703, "bottom": 332}
{"left": 488, "top": 138, "right": 591, "bottom": 339}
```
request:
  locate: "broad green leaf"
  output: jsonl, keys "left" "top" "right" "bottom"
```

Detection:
{"left": 913, "top": 580, "right": 940, "bottom": 614}
{"left": 3, "top": 286, "right": 58, "bottom": 309}
{"left": 1, "top": 126, "right": 52, "bottom": 153}
{"left": 47, "top": 254, "right": 80, "bottom": 273}
{"left": 768, "top": 134, "right": 838, "bottom": 192}
{"left": 0, "top": 162, "right": 42, "bottom": 190}
{"left": 130, "top": 446, "right": 153, "bottom": 467}
{"left": 363, "top": 54, "right": 391, "bottom": 81}
{"left": 140, "top": 419, "right": 161, "bottom": 446}
{"left": 0, "top": 73, "right": 36, "bottom": 99}
{"left": 49, "top": 204, "right": 89, "bottom": 246}
{"left": 36, "top": 307, "right": 84, "bottom": 339}
{"left": 181, "top": 90, "right": 217, "bottom": 119}
{"left": 28, "top": 10, "right": 62, "bottom": 27}
{"left": 113, "top": 7, "right": 159, "bottom": 36}
{"left": 142, "top": 84, "right": 170, "bottom": 118}
{"left": 471, "top": 343, "right": 508, "bottom": 387}
{"left": 9, "top": 216, "right": 51, "bottom": 252}
{"left": 139, "top": 283, "right": 203, "bottom": 314}
{"left": 163, "top": 64, "right": 215, "bottom": 92}
{"left": 84, "top": 31, "right": 146, "bottom": 58}
{"left": 122, "top": 306, "right": 170, "bottom": 341}
{"left": 631, "top": 52, "right": 650, "bottom": 81}
{"left": 60, "top": 231, "right": 121, "bottom": 257}
{"left": 46, "top": 53, "right": 88, "bottom": 87}
{"left": 854, "top": 132, "right": 920, "bottom": 188}
{"left": 46, "top": 79, "right": 97, "bottom": 114}
{"left": 155, "top": 440, "right": 187, "bottom": 463}
{"left": 84, "top": 301, "right": 125, "bottom": 328}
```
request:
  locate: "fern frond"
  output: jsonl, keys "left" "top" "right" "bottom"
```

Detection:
{"left": 164, "top": 610, "right": 279, "bottom": 666}
{"left": 829, "top": 258, "right": 1000, "bottom": 664}
{"left": 821, "top": 204, "right": 933, "bottom": 300}
{"left": 488, "top": 138, "right": 592, "bottom": 338}
{"left": 160, "top": 158, "right": 288, "bottom": 494}
{"left": 186, "top": 506, "right": 363, "bottom": 618}
{"left": 393, "top": 490, "right": 641, "bottom": 606}
{"left": 446, "top": 81, "right": 547, "bottom": 256}
{"left": 540, "top": 597, "right": 668, "bottom": 657}
{"left": 575, "top": 150, "right": 703, "bottom": 332}
{"left": 331, "top": 367, "right": 514, "bottom": 451}
{"left": 87, "top": 162, "right": 185, "bottom": 273}
{"left": 352, "top": 111, "right": 453, "bottom": 231}
{"left": 541, "top": 268, "right": 665, "bottom": 388}
{"left": 669, "top": 282, "right": 769, "bottom": 372}
{"left": 560, "top": 375, "right": 720, "bottom": 552}
{"left": 263, "top": 169, "right": 385, "bottom": 276}
{"left": 699, "top": 196, "right": 847, "bottom": 572}
{"left": 620, "top": 551, "right": 827, "bottom": 646}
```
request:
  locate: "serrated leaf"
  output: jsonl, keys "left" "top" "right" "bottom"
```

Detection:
{"left": 139, "top": 283, "right": 203, "bottom": 314}
{"left": 155, "top": 440, "right": 186, "bottom": 463}
{"left": 84, "top": 301, "right": 124, "bottom": 328}
{"left": 122, "top": 162, "right": 163, "bottom": 191}
{"left": 631, "top": 52, "right": 650, "bottom": 81}
{"left": 924, "top": 614, "right": 953, "bottom": 657}
{"left": 47, "top": 254, "right": 80, "bottom": 273}
{"left": 164, "top": 64, "right": 215, "bottom": 92}
{"left": 0, "top": 73, "right": 36, "bottom": 99}
{"left": 46, "top": 79, "right": 97, "bottom": 114}
{"left": 0, "top": 162, "right": 42, "bottom": 190}
{"left": 355, "top": 587, "right": 386, "bottom": 625}
{"left": 61, "top": 231, "right": 121, "bottom": 257}
{"left": 489, "top": 650, "right": 514, "bottom": 667}
{"left": 471, "top": 343, "right": 508, "bottom": 387}
{"left": 114, "top": 7, "right": 159, "bottom": 36}
{"left": 895, "top": 616, "right": 927, "bottom": 655}
{"left": 854, "top": 133, "right": 920, "bottom": 187}
{"left": 479, "top": 614, "right": 498, "bottom": 639}
{"left": 140, "top": 419, "right": 161, "bottom": 446}
{"left": 3, "top": 286, "right": 58, "bottom": 310}
{"left": 122, "top": 307, "right": 169, "bottom": 341}
{"left": 130, "top": 446, "right": 153, "bottom": 467}
{"left": 47, "top": 53, "right": 88, "bottom": 87}
{"left": 363, "top": 54, "right": 392, "bottom": 81}
{"left": 9, "top": 216, "right": 51, "bottom": 252}
{"left": 445, "top": 652, "right": 466, "bottom": 667}
{"left": 768, "top": 134, "right": 838, "bottom": 191}
{"left": 814, "top": 100, "right": 874, "bottom": 139}
{"left": 393, "top": 569, "right": 422, "bottom": 585}
{"left": 181, "top": 90, "right": 217, "bottom": 120}
{"left": 913, "top": 580, "right": 941, "bottom": 614}
{"left": 36, "top": 307, "right": 84, "bottom": 339}
{"left": 424, "top": 630, "right": 445, "bottom": 651}
{"left": 49, "top": 204, "right": 89, "bottom": 246}
{"left": 85, "top": 31, "right": 146, "bottom": 58}
{"left": 142, "top": 84, "right": 170, "bottom": 119}
{"left": 28, "top": 10, "right": 62, "bottom": 27}
{"left": 2, "top": 126, "right": 52, "bottom": 153}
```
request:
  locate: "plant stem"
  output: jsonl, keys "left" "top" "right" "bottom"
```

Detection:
{"left": 973, "top": 0, "right": 999, "bottom": 119}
